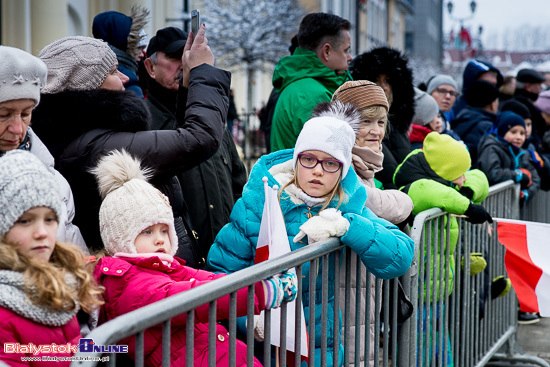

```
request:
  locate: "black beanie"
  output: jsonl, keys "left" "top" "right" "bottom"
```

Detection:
{"left": 496, "top": 111, "right": 526, "bottom": 138}
{"left": 464, "top": 80, "right": 499, "bottom": 108}
{"left": 500, "top": 100, "right": 531, "bottom": 120}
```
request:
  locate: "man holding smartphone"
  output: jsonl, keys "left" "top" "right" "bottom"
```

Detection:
{"left": 144, "top": 25, "right": 247, "bottom": 261}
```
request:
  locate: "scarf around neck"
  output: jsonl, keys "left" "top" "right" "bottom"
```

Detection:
{"left": 351, "top": 144, "right": 384, "bottom": 180}
{"left": 0, "top": 270, "right": 79, "bottom": 327}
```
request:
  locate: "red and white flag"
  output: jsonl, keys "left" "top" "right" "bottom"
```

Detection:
{"left": 497, "top": 218, "right": 550, "bottom": 316}
{"left": 255, "top": 177, "right": 308, "bottom": 357}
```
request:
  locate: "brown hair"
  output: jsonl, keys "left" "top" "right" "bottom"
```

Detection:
{"left": 0, "top": 241, "right": 104, "bottom": 313}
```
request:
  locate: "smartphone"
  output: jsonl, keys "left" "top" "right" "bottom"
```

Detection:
{"left": 191, "top": 9, "right": 200, "bottom": 35}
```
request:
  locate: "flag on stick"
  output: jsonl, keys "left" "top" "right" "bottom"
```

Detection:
{"left": 496, "top": 218, "right": 550, "bottom": 316}
{"left": 255, "top": 177, "right": 308, "bottom": 357}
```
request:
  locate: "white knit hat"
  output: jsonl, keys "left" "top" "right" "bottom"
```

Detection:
{"left": 39, "top": 36, "right": 117, "bottom": 94}
{"left": 92, "top": 150, "right": 178, "bottom": 256}
{"left": 0, "top": 46, "right": 47, "bottom": 105}
{"left": 293, "top": 101, "right": 357, "bottom": 179}
{"left": 0, "top": 150, "right": 61, "bottom": 239}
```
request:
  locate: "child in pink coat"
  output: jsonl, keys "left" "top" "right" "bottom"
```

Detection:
{"left": 0, "top": 151, "right": 103, "bottom": 366}
{"left": 92, "top": 150, "right": 296, "bottom": 366}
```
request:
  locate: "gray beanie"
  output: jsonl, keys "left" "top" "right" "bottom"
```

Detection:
{"left": 427, "top": 74, "right": 458, "bottom": 95}
{"left": 39, "top": 36, "right": 117, "bottom": 94}
{"left": 0, "top": 150, "right": 62, "bottom": 239}
{"left": 0, "top": 46, "right": 47, "bottom": 105}
{"left": 412, "top": 88, "right": 440, "bottom": 126}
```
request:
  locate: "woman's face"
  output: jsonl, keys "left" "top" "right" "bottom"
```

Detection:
{"left": 375, "top": 74, "right": 393, "bottom": 106}
{"left": 296, "top": 150, "right": 342, "bottom": 198}
{"left": 100, "top": 63, "right": 128, "bottom": 91}
{"left": 5, "top": 207, "right": 58, "bottom": 263}
{"left": 355, "top": 115, "right": 386, "bottom": 152}
{"left": 0, "top": 99, "right": 35, "bottom": 152}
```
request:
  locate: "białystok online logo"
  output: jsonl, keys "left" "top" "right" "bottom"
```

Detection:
{"left": 3, "top": 339, "right": 128, "bottom": 355}
{"left": 79, "top": 339, "right": 128, "bottom": 353}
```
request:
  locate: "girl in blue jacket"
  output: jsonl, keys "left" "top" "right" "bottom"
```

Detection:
{"left": 207, "top": 101, "right": 415, "bottom": 366}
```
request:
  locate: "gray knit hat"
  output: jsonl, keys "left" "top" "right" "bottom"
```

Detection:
{"left": 0, "top": 150, "right": 62, "bottom": 239}
{"left": 39, "top": 36, "right": 117, "bottom": 94}
{"left": 0, "top": 46, "right": 47, "bottom": 105}
{"left": 427, "top": 74, "right": 458, "bottom": 95}
{"left": 412, "top": 88, "right": 439, "bottom": 126}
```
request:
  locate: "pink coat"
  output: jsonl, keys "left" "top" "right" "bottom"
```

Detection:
{"left": 0, "top": 307, "right": 80, "bottom": 367}
{"left": 94, "top": 256, "right": 264, "bottom": 366}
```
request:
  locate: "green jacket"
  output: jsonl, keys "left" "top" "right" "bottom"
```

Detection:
{"left": 270, "top": 48, "right": 351, "bottom": 151}
{"left": 394, "top": 149, "right": 489, "bottom": 301}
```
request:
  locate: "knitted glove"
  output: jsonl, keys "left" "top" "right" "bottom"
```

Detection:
{"left": 464, "top": 203, "right": 493, "bottom": 224}
{"left": 293, "top": 208, "right": 350, "bottom": 244}
{"left": 516, "top": 168, "right": 533, "bottom": 189}
{"left": 279, "top": 271, "right": 298, "bottom": 302}
{"left": 260, "top": 276, "right": 284, "bottom": 310}
{"left": 461, "top": 252, "right": 487, "bottom": 276}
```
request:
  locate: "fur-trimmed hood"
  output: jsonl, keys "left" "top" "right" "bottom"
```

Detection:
{"left": 31, "top": 89, "right": 151, "bottom": 161}
{"left": 350, "top": 47, "right": 415, "bottom": 133}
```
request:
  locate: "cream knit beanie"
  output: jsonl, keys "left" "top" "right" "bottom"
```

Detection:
{"left": 39, "top": 36, "right": 117, "bottom": 94}
{"left": 92, "top": 150, "right": 178, "bottom": 256}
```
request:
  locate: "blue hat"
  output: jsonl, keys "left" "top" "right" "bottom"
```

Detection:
{"left": 462, "top": 59, "right": 503, "bottom": 91}
{"left": 496, "top": 111, "right": 526, "bottom": 138}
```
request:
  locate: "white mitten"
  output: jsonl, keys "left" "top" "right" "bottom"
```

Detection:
{"left": 293, "top": 208, "right": 350, "bottom": 244}
{"left": 253, "top": 315, "right": 265, "bottom": 341}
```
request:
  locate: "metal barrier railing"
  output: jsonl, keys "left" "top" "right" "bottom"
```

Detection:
{"left": 71, "top": 180, "right": 550, "bottom": 367}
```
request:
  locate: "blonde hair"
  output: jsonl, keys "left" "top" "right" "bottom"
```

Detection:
{"left": 359, "top": 105, "right": 390, "bottom": 134}
{"left": 0, "top": 241, "right": 104, "bottom": 314}
{"left": 278, "top": 168, "right": 345, "bottom": 212}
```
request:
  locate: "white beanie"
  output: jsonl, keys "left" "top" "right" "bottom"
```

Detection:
{"left": 39, "top": 36, "right": 117, "bottom": 94}
{"left": 0, "top": 150, "right": 61, "bottom": 239}
{"left": 0, "top": 46, "right": 47, "bottom": 105}
{"left": 412, "top": 88, "right": 440, "bottom": 126}
{"left": 92, "top": 150, "right": 178, "bottom": 256}
{"left": 293, "top": 101, "right": 357, "bottom": 179}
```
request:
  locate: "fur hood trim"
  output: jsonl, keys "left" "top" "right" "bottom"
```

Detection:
{"left": 350, "top": 47, "right": 415, "bottom": 133}
{"left": 127, "top": 6, "right": 150, "bottom": 55}
{"left": 31, "top": 89, "right": 151, "bottom": 160}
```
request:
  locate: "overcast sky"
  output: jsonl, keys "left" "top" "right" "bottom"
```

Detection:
{"left": 443, "top": 0, "right": 550, "bottom": 51}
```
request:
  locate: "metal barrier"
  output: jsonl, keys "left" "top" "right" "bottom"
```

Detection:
{"left": 521, "top": 188, "right": 550, "bottom": 223}
{"left": 71, "top": 181, "right": 549, "bottom": 367}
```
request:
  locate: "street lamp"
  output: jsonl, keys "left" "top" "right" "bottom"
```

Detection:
{"left": 447, "top": 0, "right": 477, "bottom": 25}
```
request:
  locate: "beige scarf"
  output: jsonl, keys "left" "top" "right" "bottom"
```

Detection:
{"left": 351, "top": 145, "right": 384, "bottom": 180}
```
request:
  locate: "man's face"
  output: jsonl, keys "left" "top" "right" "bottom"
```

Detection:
{"left": 478, "top": 71, "right": 498, "bottom": 86}
{"left": 525, "top": 82, "right": 543, "bottom": 96}
{"left": 325, "top": 30, "right": 352, "bottom": 71}
{"left": 146, "top": 52, "right": 183, "bottom": 92}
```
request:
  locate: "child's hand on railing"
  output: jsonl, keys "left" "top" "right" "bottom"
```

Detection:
{"left": 293, "top": 208, "right": 350, "bottom": 244}
{"left": 279, "top": 271, "right": 298, "bottom": 302}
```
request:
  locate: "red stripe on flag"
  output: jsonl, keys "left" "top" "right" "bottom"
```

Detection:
{"left": 497, "top": 222, "right": 543, "bottom": 313}
{"left": 254, "top": 245, "right": 269, "bottom": 264}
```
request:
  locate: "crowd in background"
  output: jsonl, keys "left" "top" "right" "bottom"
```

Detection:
{"left": 0, "top": 6, "right": 548, "bottom": 366}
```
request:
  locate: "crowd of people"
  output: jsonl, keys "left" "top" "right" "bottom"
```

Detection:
{"left": 0, "top": 6, "right": 547, "bottom": 367}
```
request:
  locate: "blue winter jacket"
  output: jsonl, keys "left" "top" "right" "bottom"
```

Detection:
{"left": 207, "top": 149, "right": 415, "bottom": 366}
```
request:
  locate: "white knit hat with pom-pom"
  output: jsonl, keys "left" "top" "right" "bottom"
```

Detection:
{"left": 91, "top": 150, "right": 178, "bottom": 256}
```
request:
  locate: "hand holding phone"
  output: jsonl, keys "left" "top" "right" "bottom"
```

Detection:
{"left": 191, "top": 9, "right": 200, "bottom": 36}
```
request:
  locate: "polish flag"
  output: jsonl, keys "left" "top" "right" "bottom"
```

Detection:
{"left": 497, "top": 219, "right": 550, "bottom": 316}
{"left": 255, "top": 177, "right": 308, "bottom": 357}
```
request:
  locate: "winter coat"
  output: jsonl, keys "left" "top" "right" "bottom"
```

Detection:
{"left": 30, "top": 64, "right": 229, "bottom": 252}
{"left": 477, "top": 134, "right": 540, "bottom": 199}
{"left": 13, "top": 128, "right": 87, "bottom": 253}
{"left": 394, "top": 150, "right": 489, "bottom": 301}
{"left": 377, "top": 131, "right": 412, "bottom": 189}
{"left": 451, "top": 106, "right": 496, "bottom": 166}
{"left": 0, "top": 270, "right": 81, "bottom": 367}
{"left": 146, "top": 79, "right": 178, "bottom": 131}
{"left": 146, "top": 78, "right": 247, "bottom": 259}
{"left": 206, "top": 149, "right": 415, "bottom": 366}
{"left": 271, "top": 48, "right": 352, "bottom": 151}
{"left": 94, "top": 255, "right": 264, "bottom": 367}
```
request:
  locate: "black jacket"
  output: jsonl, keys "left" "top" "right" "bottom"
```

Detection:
{"left": 451, "top": 106, "right": 496, "bottom": 167}
{"left": 31, "top": 64, "right": 230, "bottom": 253}
{"left": 147, "top": 70, "right": 246, "bottom": 259}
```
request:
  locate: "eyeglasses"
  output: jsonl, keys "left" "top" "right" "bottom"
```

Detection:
{"left": 435, "top": 88, "right": 459, "bottom": 97}
{"left": 297, "top": 153, "right": 343, "bottom": 173}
